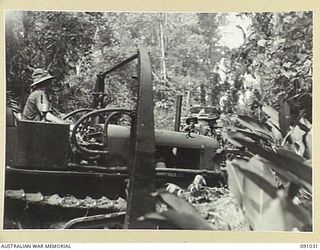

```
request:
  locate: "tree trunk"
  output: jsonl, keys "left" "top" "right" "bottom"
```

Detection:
{"left": 210, "top": 78, "right": 215, "bottom": 106}
{"left": 200, "top": 83, "right": 206, "bottom": 106}
{"left": 159, "top": 13, "right": 167, "bottom": 80}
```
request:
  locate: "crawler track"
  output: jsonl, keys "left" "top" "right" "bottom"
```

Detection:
{"left": 4, "top": 190, "right": 127, "bottom": 229}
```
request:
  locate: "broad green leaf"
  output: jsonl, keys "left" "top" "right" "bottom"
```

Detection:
{"left": 285, "top": 198, "right": 312, "bottom": 230}
{"left": 254, "top": 190, "right": 287, "bottom": 231}
{"left": 235, "top": 128, "right": 273, "bottom": 143}
{"left": 300, "top": 118, "right": 312, "bottom": 130}
{"left": 266, "top": 159, "right": 311, "bottom": 193}
{"left": 225, "top": 160, "right": 244, "bottom": 204}
{"left": 224, "top": 132, "right": 245, "bottom": 148}
{"left": 279, "top": 101, "right": 291, "bottom": 137}
{"left": 155, "top": 192, "right": 214, "bottom": 230}
{"left": 237, "top": 115, "right": 272, "bottom": 138}
{"left": 224, "top": 149, "right": 253, "bottom": 159}
{"left": 258, "top": 201, "right": 287, "bottom": 231}
{"left": 293, "top": 140, "right": 306, "bottom": 156}
{"left": 266, "top": 120, "right": 283, "bottom": 143}
{"left": 229, "top": 158, "right": 312, "bottom": 231}
{"left": 232, "top": 158, "right": 278, "bottom": 199}
{"left": 230, "top": 157, "right": 278, "bottom": 228}
{"left": 255, "top": 190, "right": 312, "bottom": 231}
{"left": 281, "top": 109, "right": 305, "bottom": 146}
{"left": 303, "top": 129, "right": 312, "bottom": 159}
{"left": 157, "top": 191, "right": 199, "bottom": 215}
{"left": 289, "top": 121, "right": 306, "bottom": 143}
{"left": 230, "top": 134, "right": 312, "bottom": 191}
{"left": 262, "top": 106, "right": 279, "bottom": 126}
{"left": 273, "top": 147, "right": 305, "bottom": 163}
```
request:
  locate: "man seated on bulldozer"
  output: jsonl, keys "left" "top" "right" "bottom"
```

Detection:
{"left": 22, "top": 68, "right": 69, "bottom": 124}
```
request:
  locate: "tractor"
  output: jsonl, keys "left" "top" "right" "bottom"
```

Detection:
{"left": 4, "top": 47, "right": 226, "bottom": 229}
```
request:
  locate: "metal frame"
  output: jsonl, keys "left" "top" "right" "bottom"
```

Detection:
{"left": 124, "top": 47, "right": 156, "bottom": 229}
{"left": 89, "top": 47, "right": 156, "bottom": 228}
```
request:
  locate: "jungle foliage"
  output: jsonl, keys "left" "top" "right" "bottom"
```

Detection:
{"left": 5, "top": 11, "right": 313, "bottom": 231}
{"left": 5, "top": 11, "right": 312, "bottom": 128}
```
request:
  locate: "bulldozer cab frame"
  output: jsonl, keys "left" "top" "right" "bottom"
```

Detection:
{"left": 5, "top": 47, "right": 156, "bottom": 228}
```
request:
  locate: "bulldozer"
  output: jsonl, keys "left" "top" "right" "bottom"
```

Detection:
{"left": 4, "top": 47, "right": 226, "bottom": 229}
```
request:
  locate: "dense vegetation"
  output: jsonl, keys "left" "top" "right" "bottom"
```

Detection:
{"left": 6, "top": 11, "right": 312, "bottom": 128}
{"left": 5, "top": 11, "right": 313, "bottom": 231}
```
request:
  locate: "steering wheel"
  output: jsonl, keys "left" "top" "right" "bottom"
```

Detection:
{"left": 62, "top": 108, "right": 94, "bottom": 123}
{"left": 70, "top": 108, "right": 133, "bottom": 155}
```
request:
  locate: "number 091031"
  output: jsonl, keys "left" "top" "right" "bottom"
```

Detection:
{"left": 300, "top": 244, "right": 318, "bottom": 248}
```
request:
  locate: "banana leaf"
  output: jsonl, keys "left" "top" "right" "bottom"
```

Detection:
{"left": 288, "top": 125, "right": 305, "bottom": 144}
{"left": 225, "top": 160, "right": 244, "bottom": 204}
{"left": 279, "top": 101, "right": 291, "bottom": 137}
{"left": 230, "top": 134, "right": 312, "bottom": 190}
{"left": 262, "top": 106, "right": 279, "bottom": 128}
{"left": 254, "top": 190, "right": 312, "bottom": 231}
{"left": 228, "top": 158, "right": 312, "bottom": 231}
{"left": 254, "top": 192, "right": 287, "bottom": 231}
{"left": 152, "top": 192, "right": 214, "bottom": 230}
{"left": 224, "top": 149, "right": 253, "bottom": 159}
{"left": 281, "top": 109, "right": 306, "bottom": 146}
{"left": 266, "top": 120, "right": 283, "bottom": 143}
{"left": 228, "top": 157, "right": 278, "bottom": 229}
{"left": 237, "top": 115, "right": 273, "bottom": 140}
{"left": 232, "top": 158, "right": 278, "bottom": 199}
{"left": 273, "top": 147, "right": 305, "bottom": 163}
{"left": 235, "top": 128, "right": 273, "bottom": 143}
{"left": 224, "top": 133, "right": 245, "bottom": 148}
{"left": 299, "top": 118, "right": 312, "bottom": 131}
{"left": 303, "top": 129, "right": 312, "bottom": 159}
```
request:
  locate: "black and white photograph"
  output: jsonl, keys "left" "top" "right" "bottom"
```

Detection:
{"left": 3, "top": 9, "right": 313, "bottom": 232}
